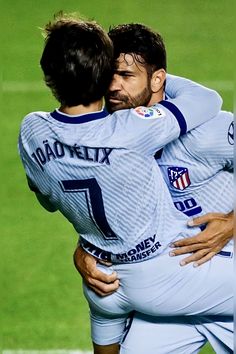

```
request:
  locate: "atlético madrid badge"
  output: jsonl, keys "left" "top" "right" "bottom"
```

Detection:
{"left": 134, "top": 106, "right": 166, "bottom": 119}
{"left": 168, "top": 166, "right": 191, "bottom": 190}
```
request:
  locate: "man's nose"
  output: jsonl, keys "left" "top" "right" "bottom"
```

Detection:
{"left": 109, "top": 74, "right": 122, "bottom": 91}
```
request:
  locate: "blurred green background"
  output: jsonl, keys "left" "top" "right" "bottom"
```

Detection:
{"left": 1, "top": 0, "right": 233, "bottom": 353}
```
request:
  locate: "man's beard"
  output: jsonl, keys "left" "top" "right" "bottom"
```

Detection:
{"left": 105, "top": 85, "right": 152, "bottom": 113}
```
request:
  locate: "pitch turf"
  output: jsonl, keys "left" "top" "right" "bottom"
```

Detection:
{"left": 1, "top": 0, "right": 233, "bottom": 352}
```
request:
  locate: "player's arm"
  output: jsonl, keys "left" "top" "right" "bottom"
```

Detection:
{"left": 169, "top": 211, "right": 233, "bottom": 266}
{"left": 27, "top": 176, "right": 58, "bottom": 212}
{"left": 73, "top": 245, "right": 119, "bottom": 296}
{"left": 160, "top": 74, "right": 222, "bottom": 131}
{"left": 35, "top": 192, "right": 58, "bottom": 212}
{"left": 93, "top": 342, "right": 119, "bottom": 354}
{"left": 128, "top": 75, "right": 222, "bottom": 156}
{"left": 18, "top": 135, "right": 57, "bottom": 213}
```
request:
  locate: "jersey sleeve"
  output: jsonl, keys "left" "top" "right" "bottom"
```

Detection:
{"left": 27, "top": 175, "right": 58, "bottom": 212}
{"left": 18, "top": 121, "right": 58, "bottom": 212}
{"left": 122, "top": 75, "right": 222, "bottom": 156}
{"left": 159, "top": 74, "right": 222, "bottom": 132}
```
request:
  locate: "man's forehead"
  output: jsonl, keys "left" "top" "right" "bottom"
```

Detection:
{"left": 115, "top": 53, "right": 146, "bottom": 72}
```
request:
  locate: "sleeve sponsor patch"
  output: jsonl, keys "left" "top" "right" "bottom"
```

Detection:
{"left": 228, "top": 122, "right": 234, "bottom": 145}
{"left": 133, "top": 106, "right": 166, "bottom": 119}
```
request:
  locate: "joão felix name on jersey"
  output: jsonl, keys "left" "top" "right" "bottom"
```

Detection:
{"left": 31, "top": 139, "right": 113, "bottom": 171}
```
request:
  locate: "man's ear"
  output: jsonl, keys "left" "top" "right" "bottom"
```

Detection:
{"left": 151, "top": 69, "right": 166, "bottom": 93}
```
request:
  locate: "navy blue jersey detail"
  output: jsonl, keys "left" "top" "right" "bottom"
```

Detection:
{"left": 50, "top": 108, "right": 109, "bottom": 124}
{"left": 159, "top": 100, "right": 187, "bottom": 135}
{"left": 183, "top": 206, "right": 203, "bottom": 217}
{"left": 154, "top": 149, "right": 164, "bottom": 159}
{"left": 218, "top": 250, "right": 233, "bottom": 258}
{"left": 80, "top": 237, "right": 112, "bottom": 262}
{"left": 120, "top": 311, "right": 135, "bottom": 344}
{"left": 228, "top": 122, "right": 234, "bottom": 145}
{"left": 60, "top": 178, "right": 118, "bottom": 240}
{"left": 199, "top": 224, "right": 206, "bottom": 231}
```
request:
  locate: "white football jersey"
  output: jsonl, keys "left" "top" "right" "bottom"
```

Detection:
{"left": 158, "top": 111, "right": 233, "bottom": 251}
{"left": 18, "top": 75, "right": 222, "bottom": 263}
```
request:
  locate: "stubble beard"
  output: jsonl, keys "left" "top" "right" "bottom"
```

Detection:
{"left": 106, "top": 85, "right": 153, "bottom": 113}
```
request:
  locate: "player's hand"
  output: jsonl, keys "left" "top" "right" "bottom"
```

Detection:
{"left": 73, "top": 246, "right": 119, "bottom": 297}
{"left": 169, "top": 212, "right": 233, "bottom": 267}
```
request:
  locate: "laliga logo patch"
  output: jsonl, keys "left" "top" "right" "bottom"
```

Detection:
{"left": 134, "top": 106, "right": 165, "bottom": 119}
{"left": 228, "top": 122, "right": 234, "bottom": 145}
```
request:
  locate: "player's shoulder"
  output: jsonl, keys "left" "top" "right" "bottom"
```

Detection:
{"left": 191, "top": 110, "right": 233, "bottom": 136}
{"left": 201, "top": 110, "right": 233, "bottom": 142}
{"left": 178, "top": 110, "right": 233, "bottom": 157}
{"left": 217, "top": 110, "right": 233, "bottom": 119}
{"left": 110, "top": 108, "right": 130, "bottom": 120}
{"left": 211, "top": 110, "right": 233, "bottom": 125}
{"left": 112, "top": 106, "right": 166, "bottom": 122}
{"left": 131, "top": 106, "right": 166, "bottom": 120}
{"left": 105, "top": 107, "right": 163, "bottom": 147}
{"left": 22, "top": 111, "right": 49, "bottom": 123}
{"left": 20, "top": 111, "right": 50, "bottom": 129}
{"left": 204, "top": 110, "right": 233, "bottom": 128}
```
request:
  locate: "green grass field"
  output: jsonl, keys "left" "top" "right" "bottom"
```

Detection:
{"left": 1, "top": 0, "right": 233, "bottom": 353}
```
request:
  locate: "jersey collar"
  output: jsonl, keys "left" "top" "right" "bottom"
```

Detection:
{"left": 50, "top": 108, "right": 109, "bottom": 124}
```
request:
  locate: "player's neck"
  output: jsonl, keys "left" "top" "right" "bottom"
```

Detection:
{"left": 147, "top": 88, "right": 164, "bottom": 106}
{"left": 59, "top": 100, "right": 104, "bottom": 116}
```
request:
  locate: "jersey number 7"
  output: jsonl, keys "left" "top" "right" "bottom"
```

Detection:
{"left": 60, "top": 178, "right": 118, "bottom": 240}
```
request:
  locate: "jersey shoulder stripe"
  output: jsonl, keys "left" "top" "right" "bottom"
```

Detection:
{"left": 159, "top": 100, "right": 187, "bottom": 135}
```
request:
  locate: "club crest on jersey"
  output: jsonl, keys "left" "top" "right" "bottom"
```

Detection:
{"left": 168, "top": 166, "right": 191, "bottom": 190}
{"left": 134, "top": 106, "right": 165, "bottom": 119}
{"left": 228, "top": 122, "right": 234, "bottom": 145}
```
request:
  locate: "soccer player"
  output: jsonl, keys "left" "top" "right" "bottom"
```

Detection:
{"left": 73, "top": 24, "right": 233, "bottom": 354}
{"left": 18, "top": 15, "right": 232, "bottom": 354}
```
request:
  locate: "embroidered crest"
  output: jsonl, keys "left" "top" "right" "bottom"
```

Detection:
{"left": 168, "top": 166, "right": 191, "bottom": 190}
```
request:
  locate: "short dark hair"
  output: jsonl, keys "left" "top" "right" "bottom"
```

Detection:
{"left": 40, "top": 14, "right": 114, "bottom": 107}
{"left": 108, "top": 23, "right": 166, "bottom": 76}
